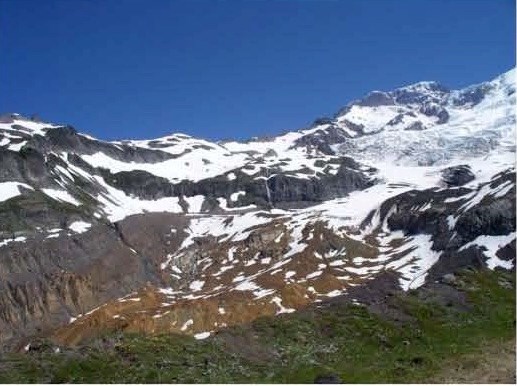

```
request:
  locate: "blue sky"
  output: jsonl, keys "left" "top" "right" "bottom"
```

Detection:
{"left": 1, "top": 0, "right": 515, "bottom": 141}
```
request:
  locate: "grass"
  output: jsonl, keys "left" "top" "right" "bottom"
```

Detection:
{"left": 0, "top": 268, "right": 514, "bottom": 383}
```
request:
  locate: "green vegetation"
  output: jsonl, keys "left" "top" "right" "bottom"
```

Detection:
{"left": 0, "top": 269, "right": 514, "bottom": 383}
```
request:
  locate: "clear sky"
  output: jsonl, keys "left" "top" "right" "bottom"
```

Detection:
{"left": 1, "top": 0, "right": 515, "bottom": 141}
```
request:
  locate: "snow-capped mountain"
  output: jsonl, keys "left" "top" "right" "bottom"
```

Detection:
{"left": 0, "top": 69, "right": 514, "bottom": 348}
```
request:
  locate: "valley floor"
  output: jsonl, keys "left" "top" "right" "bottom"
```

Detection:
{"left": 0, "top": 269, "right": 514, "bottom": 384}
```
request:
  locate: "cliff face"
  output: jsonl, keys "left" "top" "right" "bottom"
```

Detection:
{"left": 0, "top": 69, "right": 515, "bottom": 349}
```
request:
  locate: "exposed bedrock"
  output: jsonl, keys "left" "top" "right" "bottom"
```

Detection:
{"left": 26, "top": 126, "right": 177, "bottom": 163}
{"left": 440, "top": 165, "right": 475, "bottom": 187}
{"left": 99, "top": 156, "right": 375, "bottom": 210}
{"left": 0, "top": 213, "right": 188, "bottom": 351}
{"left": 370, "top": 170, "right": 516, "bottom": 276}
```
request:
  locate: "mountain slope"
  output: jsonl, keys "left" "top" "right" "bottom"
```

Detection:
{"left": 1, "top": 269, "right": 514, "bottom": 383}
{"left": 0, "top": 68, "right": 514, "bottom": 349}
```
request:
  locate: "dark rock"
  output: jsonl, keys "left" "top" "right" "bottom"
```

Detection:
{"left": 404, "top": 121, "right": 426, "bottom": 131}
{"left": 0, "top": 147, "right": 55, "bottom": 187}
{"left": 355, "top": 91, "right": 395, "bottom": 107}
{"left": 99, "top": 169, "right": 174, "bottom": 200}
{"left": 455, "top": 196, "right": 515, "bottom": 241}
{"left": 342, "top": 119, "right": 366, "bottom": 135}
{"left": 0, "top": 212, "right": 187, "bottom": 351}
{"left": 452, "top": 84, "right": 493, "bottom": 107}
{"left": 0, "top": 189, "right": 91, "bottom": 235}
{"left": 333, "top": 105, "right": 352, "bottom": 118}
{"left": 264, "top": 149, "right": 278, "bottom": 158}
{"left": 415, "top": 281, "right": 470, "bottom": 312}
{"left": 441, "top": 165, "right": 475, "bottom": 187}
{"left": 314, "top": 373, "right": 341, "bottom": 384}
{"left": 428, "top": 247, "right": 486, "bottom": 279}
{"left": 263, "top": 163, "right": 372, "bottom": 206}
{"left": 391, "top": 82, "right": 449, "bottom": 105}
{"left": 293, "top": 125, "right": 351, "bottom": 154}
{"left": 496, "top": 239, "right": 516, "bottom": 263}
{"left": 441, "top": 273, "right": 457, "bottom": 285}
{"left": 386, "top": 114, "right": 405, "bottom": 126}
{"left": 373, "top": 187, "right": 461, "bottom": 245}
{"left": 419, "top": 103, "right": 450, "bottom": 124}
{"left": 311, "top": 117, "right": 334, "bottom": 127}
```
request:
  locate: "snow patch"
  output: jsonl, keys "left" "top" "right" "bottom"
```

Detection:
{"left": 180, "top": 319, "right": 194, "bottom": 331}
{"left": 0, "top": 182, "right": 33, "bottom": 202}
{"left": 270, "top": 296, "right": 296, "bottom": 314}
{"left": 42, "top": 188, "right": 81, "bottom": 206}
{"left": 230, "top": 191, "right": 246, "bottom": 201}
{"left": 189, "top": 280, "right": 205, "bottom": 292}
{"left": 194, "top": 331, "right": 211, "bottom": 340}
{"left": 68, "top": 221, "right": 91, "bottom": 234}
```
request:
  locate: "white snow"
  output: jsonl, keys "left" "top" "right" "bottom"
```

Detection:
{"left": 0, "top": 118, "right": 60, "bottom": 136}
{"left": 306, "top": 270, "right": 323, "bottom": 279}
{"left": 184, "top": 195, "right": 205, "bottom": 213}
{"left": 446, "top": 215, "right": 457, "bottom": 230}
{"left": 81, "top": 146, "right": 249, "bottom": 183}
{"left": 180, "top": 319, "right": 194, "bottom": 331}
{"left": 0, "top": 236, "right": 27, "bottom": 247}
{"left": 325, "top": 290, "right": 343, "bottom": 297}
{"left": 336, "top": 70, "right": 516, "bottom": 167}
{"left": 68, "top": 221, "right": 91, "bottom": 234}
{"left": 173, "top": 212, "right": 273, "bottom": 255}
{"left": 0, "top": 181, "right": 33, "bottom": 202}
{"left": 234, "top": 280, "right": 260, "bottom": 291}
{"left": 92, "top": 176, "right": 183, "bottom": 222}
{"left": 253, "top": 288, "right": 276, "bottom": 299}
{"left": 230, "top": 191, "right": 246, "bottom": 201}
{"left": 194, "top": 331, "right": 211, "bottom": 340}
{"left": 382, "top": 234, "right": 442, "bottom": 290}
{"left": 119, "top": 297, "right": 141, "bottom": 302}
{"left": 227, "top": 246, "right": 237, "bottom": 262}
{"left": 189, "top": 280, "right": 205, "bottom": 292}
{"left": 270, "top": 296, "right": 296, "bottom": 314}
{"left": 41, "top": 188, "right": 81, "bottom": 206}
{"left": 212, "top": 265, "right": 235, "bottom": 277}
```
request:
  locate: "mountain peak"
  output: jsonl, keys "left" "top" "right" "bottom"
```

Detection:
{"left": 394, "top": 80, "right": 450, "bottom": 96}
